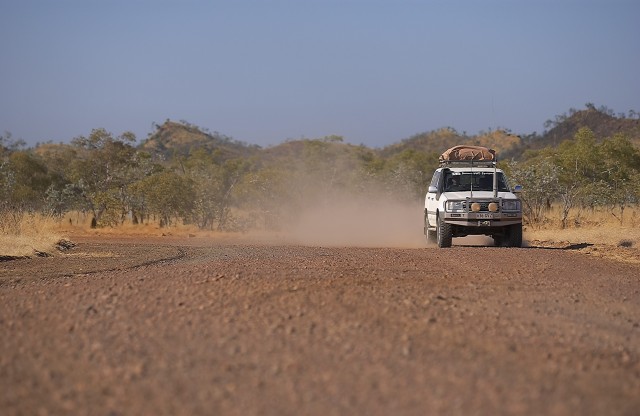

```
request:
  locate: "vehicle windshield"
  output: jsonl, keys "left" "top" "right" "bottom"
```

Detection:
{"left": 444, "top": 171, "right": 510, "bottom": 192}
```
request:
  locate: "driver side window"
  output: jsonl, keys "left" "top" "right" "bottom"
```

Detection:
{"left": 429, "top": 171, "right": 441, "bottom": 188}
{"left": 444, "top": 172, "right": 461, "bottom": 191}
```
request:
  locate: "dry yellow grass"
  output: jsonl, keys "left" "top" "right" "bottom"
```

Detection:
{"left": 526, "top": 226, "right": 640, "bottom": 247}
{"left": 0, "top": 213, "right": 65, "bottom": 257}
{"left": 54, "top": 212, "right": 221, "bottom": 238}
{"left": 523, "top": 206, "right": 640, "bottom": 264}
{"left": 525, "top": 205, "right": 640, "bottom": 247}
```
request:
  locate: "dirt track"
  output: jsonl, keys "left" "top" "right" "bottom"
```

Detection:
{"left": 1, "top": 236, "right": 639, "bottom": 415}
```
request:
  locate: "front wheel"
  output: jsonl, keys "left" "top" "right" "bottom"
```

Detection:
{"left": 507, "top": 223, "right": 523, "bottom": 247}
{"left": 424, "top": 214, "right": 437, "bottom": 244}
{"left": 436, "top": 215, "right": 453, "bottom": 248}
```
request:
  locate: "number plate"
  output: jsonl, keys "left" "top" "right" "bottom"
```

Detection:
{"left": 476, "top": 213, "right": 493, "bottom": 219}
{"left": 478, "top": 220, "right": 491, "bottom": 226}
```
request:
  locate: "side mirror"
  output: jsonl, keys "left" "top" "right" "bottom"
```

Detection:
{"left": 428, "top": 185, "right": 438, "bottom": 194}
{"left": 513, "top": 184, "right": 523, "bottom": 193}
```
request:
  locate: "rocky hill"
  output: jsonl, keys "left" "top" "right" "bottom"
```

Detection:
{"left": 379, "top": 127, "right": 522, "bottom": 161}
{"left": 381, "top": 105, "right": 640, "bottom": 162}
{"left": 132, "top": 107, "right": 640, "bottom": 165}
{"left": 526, "top": 106, "right": 640, "bottom": 151}
{"left": 139, "top": 120, "right": 260, "bottom": 161}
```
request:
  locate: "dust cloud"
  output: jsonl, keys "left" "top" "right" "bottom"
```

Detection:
{"left": 254, "top": 191, "right": 500, "bottom": 248}
{"left": 277, "top": 193, "right": 426, "bottom": 248}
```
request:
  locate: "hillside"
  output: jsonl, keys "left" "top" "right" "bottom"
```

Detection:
{"left": 382, "top": 106, "right": 640, "bottom": 163}
{"left": 139, "top": 120, "right": 260, "bottom": 161}
{"left": 20, "top": 105, "right": 640, "bottom": 168}
{"left": 379, "top": 127, "right": 522, "bottom": 161}
{"left": 528, "top": 106, "right": 640, "bottom": 151}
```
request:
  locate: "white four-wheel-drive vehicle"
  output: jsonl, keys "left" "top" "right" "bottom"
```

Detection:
{"left": 424, "top": 145, "right": 523, "bottom": 248}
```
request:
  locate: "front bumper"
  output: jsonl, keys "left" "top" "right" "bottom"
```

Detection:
{"left": 443, "top": 212, "right": 522, "bottom": 227}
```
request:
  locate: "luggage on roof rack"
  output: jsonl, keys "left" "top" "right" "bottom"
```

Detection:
{"left": 439, "top": 145, "right": 496, "bottom": 166}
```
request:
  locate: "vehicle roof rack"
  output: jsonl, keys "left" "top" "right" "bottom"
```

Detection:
{"left": 438, "top": 145, "right": 497, "bottom": 168}
{"left": 439, "top": 160, "right": 496, "bottom": 168}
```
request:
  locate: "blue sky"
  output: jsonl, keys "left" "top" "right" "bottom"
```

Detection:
{"left": 1, "top": 0, "right": 639, "bottom": 148}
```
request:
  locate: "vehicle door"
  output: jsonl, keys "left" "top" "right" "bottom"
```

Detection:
{"left": 425, "top": 170, "right": 442, "bottom": 227}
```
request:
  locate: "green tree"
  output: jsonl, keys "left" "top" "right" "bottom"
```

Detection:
{"left": 182, "top": 150, "right": 251, "bottom": 230}
{"left": 6, "top": 151, "right": 53, "bottom": 211}
{"left": 381, "top": 149, "right": 439, "bottom": 200}
{"left": 598, "top": 133, "right": 640, "bottom": 224}
{"left": 131, "top": 170, "right": 195, "bottom": 227}
{"left": 66, "top": 128, "right": 141, "bottom": 227}
{"left": 506, "top": 157, "right": 559, "bottom": 227}
{"left": 233, "top": 166, "right": 292, "bottom": 230}
{"left": 548, "top": 127, "right": 602, "bottom": 228}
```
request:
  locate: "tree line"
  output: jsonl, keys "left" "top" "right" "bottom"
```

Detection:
{"left": 506, "top": 127, "right": 640, "bottom": 228}
{"left": 0, "top": 129, "right": 438, "bottom": 231}
{"left": 1, "top": 125, "right": 639, "bottom": 231}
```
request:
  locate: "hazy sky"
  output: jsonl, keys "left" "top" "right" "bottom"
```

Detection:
{"left": 1, "top": 0, "right": 639, "bottom": 148}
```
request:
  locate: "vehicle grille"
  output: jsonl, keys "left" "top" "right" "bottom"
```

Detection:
{"left": 463, "top": 201, "right": 499, "bottom": 212}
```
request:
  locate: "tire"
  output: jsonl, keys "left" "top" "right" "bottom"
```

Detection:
{"left": 507, "top": 223, "right": 523, "bottom": 247}
{"left": 424, "top": 214, "right": 437, "bottom": 244}
{"left": 436, "top": 215, "right": 453, "bottom": 248}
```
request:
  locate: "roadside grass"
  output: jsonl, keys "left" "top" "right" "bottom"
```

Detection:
{"left": 526, "top": 226, "right": 640, "bottom": 247}
{"left": 56, "top": 212, "right": 211, "bottom": 237}
{"left": 525, "top": 206, "right": 640, "bottom": 248}
{"left": 0, "top": 212, "right": 205, "bottom": 257}
{"left": 0, "top": 212, "right": 65, "bottom": 257}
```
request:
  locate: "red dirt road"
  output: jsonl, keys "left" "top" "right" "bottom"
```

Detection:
{"left": 1, "top": 236, "right": 639, "bottom": 415}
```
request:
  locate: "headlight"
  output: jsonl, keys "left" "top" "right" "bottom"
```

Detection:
{"left": 446, "top": 201, "right": 465, "bottom": 212}
{"left": 502, "top": 200, "right": 521, "bottom": 211}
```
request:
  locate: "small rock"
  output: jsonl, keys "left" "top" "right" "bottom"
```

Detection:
{"left": 56, "top": 239, "right": 76, "bottom": 251}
